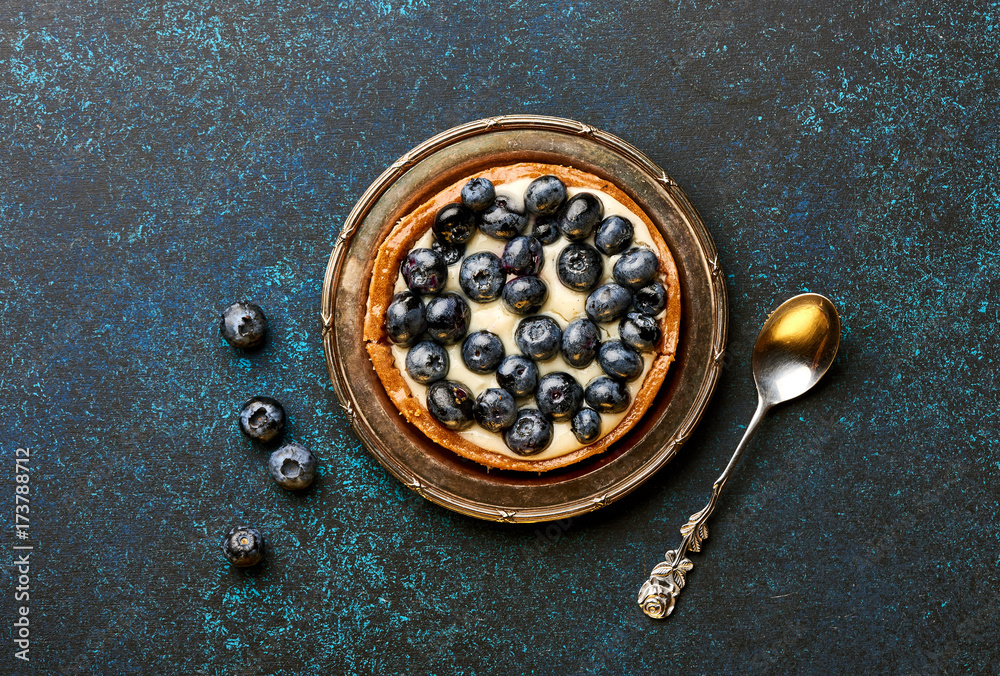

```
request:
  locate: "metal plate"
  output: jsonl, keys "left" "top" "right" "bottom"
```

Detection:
{"left": 321, "top": 115, "right": 727, "bottom": 523}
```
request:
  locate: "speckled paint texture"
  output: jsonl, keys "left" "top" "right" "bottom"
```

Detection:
{"left": 0, "top": 1, "right": 997, "bottom": 673}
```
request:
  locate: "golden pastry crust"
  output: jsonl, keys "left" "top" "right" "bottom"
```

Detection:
{"left": 364, "top": 162, "right": 681, "bottom": 472}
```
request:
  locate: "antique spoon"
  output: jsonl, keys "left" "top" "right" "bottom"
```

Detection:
{"left": 638, "top": 292, "right": 841, "bottom": 618}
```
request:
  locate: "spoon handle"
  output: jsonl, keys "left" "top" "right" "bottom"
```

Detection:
{"left": 638, "top": 398, "right": 770, "bottom": 619}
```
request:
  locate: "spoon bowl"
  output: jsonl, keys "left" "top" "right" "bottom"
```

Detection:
{"left": 753, "top": 293, "right": 841, "bottom": 407}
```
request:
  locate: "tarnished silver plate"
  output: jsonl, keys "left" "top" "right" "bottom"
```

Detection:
{"left": 321, "top": 115, "right": 727, "bottom": 523}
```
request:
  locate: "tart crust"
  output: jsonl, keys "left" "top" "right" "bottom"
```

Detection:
{"left": 364, "top": 163, "right": 681, "bottom": 472}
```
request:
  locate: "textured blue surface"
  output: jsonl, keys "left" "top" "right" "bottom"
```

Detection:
{"left": 1, "top": 1, "right": 998, "bottom": 673}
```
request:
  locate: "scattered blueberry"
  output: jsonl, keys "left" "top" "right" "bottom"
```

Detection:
{"left": 501, "top": 236, "right": 544, "bottom": 276}
{"left": 268, "top": 442, "right": 317, "bottom": 491}
{"left": 223, "top": 526, "right": 264, "bottom": 567}
{"left": 384, "top": 290, "right": 426, "bottom": 346}
{"left": 238, "top": 396, "right": 286, "bottom": 443}
{"left": 585, "top": 376, "right": 631, "bottom": 413}
{"left": 426, "top": 380, "right": 476, "bottom": 430}
{"left": 461, "top": 177, "right": 496, "bottom": 212}
{"left": 480, "top": 196, "right": 528, "bottom": 240}
{"left": 425, "top": 292, "right": 470, "bottom": 344}
{"left": 594, "top": 215, "right": 634, "bottom": 255}
{"left": 502, "top": 276, "right": 548, "bottom": 315}
{"left": 400, "top": 248, "right": 447, "bottom": 295}
{"left": 531, "top": 216, "right": 561, "bottom": 245}
{"left": 612, "top": 247, "right": 659, "bottom": 289}
{"left": 557, "top": 242, "right": 603, "bottom": 291}
{"left": 535, "top": 372, "right": 584, "bottom": 422}
{"left": 514, "top": 316, "right": 562, "bottom": 361}
{"left": 634, "top": 281, "right": 667, "bottom": 316}
{"left": 405, "top": 340, "right": 450, "bottom": 384}
{"left": 571, "top": 408, "right": 602, "bottom": 444}
{"left": 557, "top": 192, "right": 603, "bottom": 241}
{"left": 459, "top": 251, "right": 505, "bottom": 303}
{"left": 220, "top": 301, "right": 267, "bottom": 350}
{"left": 431, "top": 239, "right": 465, "bottom": 265}
{"left": 619, "top": 311, "right": 662, "bottom": 352}
{"left": 433, "top": 202, "right": 477, "bottom": 245}
{"left": 561, "top": 318, "right": 601, "bottom": 367}
{"left": 585, "top": 283, "right": 633, "bottom": 323}
{"left": 473, "top": 388, "right": 518, "bottom": 433}
{"left": 524, "top": 175, "right": 567, "bottom": 216}
{"left": 598, "top": 340, "right": 644, "bottom": 381}
{"left": 503, "top": 408, "right": 553, "bottom": 455}
{"left": 496, "top": 354, "right": 540, "bottom": 398}
{"left": 461, "top": 331, "right": 505, "bottom": 374}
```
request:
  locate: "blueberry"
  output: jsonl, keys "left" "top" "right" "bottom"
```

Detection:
{"left": 431, "top": 239, "right": 465, "bottom": 265}
{"left": 561, "top": 318, "right": 601, "bottom": 367}
{"left": 220, "top": 301, "right": 267, "bottom": 350}
{"left": 612, "top": 247, "right": 659, "bottom": 289}
{"left": 557, "top": 192, "right": 603, "bottom": 241}
{"left": 594, "top": 215, "right": 634, "bottom": 255}
{"left": 238, "top": 396, "right": 286, "bottom": 443}
{"left": 480, "top": 196, "right": 528, "bottom": 240}
{"left": 426, "top": 380, "right": 475, "bottom": 430}
{"left": 585, "top": 283, "right": 633, "bottom": 323}
{"left": 461, "top": 177, "right": 496, "bottom": 212}
{"left": 433, "top": 202, "right": 477, "bottom": 245}
{"left": 634, "top": 282, "right": 668, "bottom": 316}
{"left": 502, "top": 276, "right": 548, "bottom": 315}
{"left": 400, "top": 248, "right": 447, "bottom": 295}
{"left": 598, "top": 340, "right": 644, "bottom": 381}
{"left": 496, "top": 354, "right": 539, "bottom": 398}
{"left": 384, "top": 290, "right": 426, "bottom": 346}
{"left": 461, "top": 330, "right": 505, "bottom": 374}
{"left": 585, "top": 376, "right": 631, "bottom": 413}
{"left": 514, "top": 315, "right": 562, "bottom": 361}
{"left": 571, "top": 408, "right": 602, "bottom": 444}
{"left": 459, "top": 252, "right": 505, "bottom": 303}
{"left": 425, "top": 292, "right": 470, "bottom": 344}
{"left": 473, "top": 387, "right": 518, "bottom": 433}
{"left": 501, "top": 236, "right": 544, "bottom": 276}
{"left": 405, "top": 340, "right": 450, "bottom": 384}
{"left": 503, "top": 408, "right": 553, "bottom": 456}
{"left": 535, "top": 372, "right": 584, "bottom": 422}
{"left": 524, "top": 175, "right": 567, "bottom": 216}
{"left": 268, "top": 442, "right": 317, "bottom": 491}
{"left": 619, "top": 311, "right": 662, "bottom": 352}
{"left": 223, "top": 526, "right": 264, "bottom": 567}
{"left": 557, "top": 243, "right": 603, "bottom": 291}
{"left": 531, "top": 216, "right": 561, "bottom": 245}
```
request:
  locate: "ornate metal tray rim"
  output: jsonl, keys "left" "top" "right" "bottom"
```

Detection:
{"left": 321, "top": 114, "right": 727, "bottom": 523}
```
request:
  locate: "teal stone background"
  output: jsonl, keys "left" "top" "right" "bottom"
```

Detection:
{"left": 1, "top": 1, "right": 998, "bottom": 673}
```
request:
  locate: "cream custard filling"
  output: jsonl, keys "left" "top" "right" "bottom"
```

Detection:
{"left": 391, "top": 178, "right": 664, "bottom": 461}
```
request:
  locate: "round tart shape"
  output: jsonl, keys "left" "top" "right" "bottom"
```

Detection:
{"left": 364, "top": 163, "right": 681, "bottom": 472}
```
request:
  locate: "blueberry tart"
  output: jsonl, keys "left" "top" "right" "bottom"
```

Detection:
{"left": 364, "top": 163, "right": 681, "bottom": 471}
